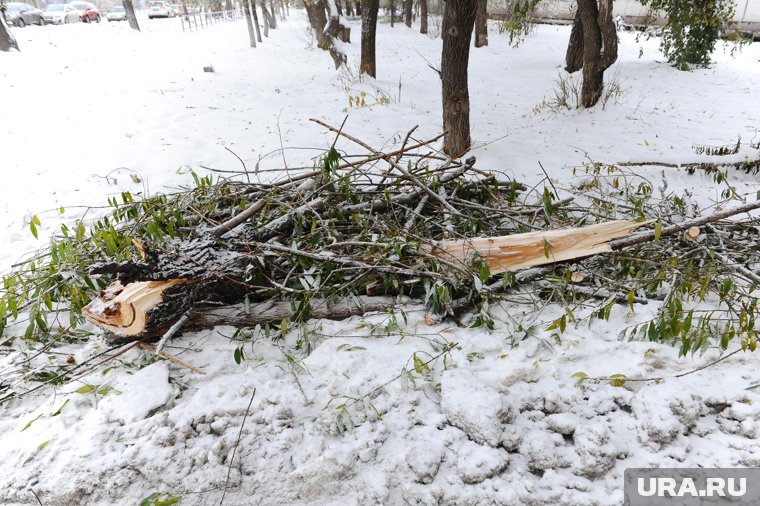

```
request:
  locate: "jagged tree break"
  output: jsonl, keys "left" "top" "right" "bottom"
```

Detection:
{"left": 564, "top": 0, "right": 617, "bottom": 108}
{"left": 441, "top": 0, "right": 477, "bottom": 156}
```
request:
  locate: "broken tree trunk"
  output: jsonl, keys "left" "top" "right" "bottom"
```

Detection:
{"left": 84, "top": 220, "right": 649, "bottom": 343}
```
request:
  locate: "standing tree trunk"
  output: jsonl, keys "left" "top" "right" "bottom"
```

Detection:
{"left": 335, "top": 0, "right": 342, "bottom": 15}
{"left": 268, "top": 0, "right": 277, "bottom": 27}
{"left": 360, "top": 0, "right": 379, "bottom": 77}
{"left": 0, "top": 15, "right": 19, "bottom": 52}
{"left": 323, "top": 0, "right": 350, "bottom": 67}
{"left": 419, "top": 0, "right": 427, "bottom": 33}
{"left": 404, "top": 0, "right": 411, "bottom": 27}
{"left": 566, "top": 0, "right": 617, "bottom": 108}
{"left": 389, "top": 0, "right": 394, "bottom": 26}
{"left": 354, "top": 1, "right": 360, "bottom": 15}
{"left": 304, "top": 0, "right": 327, "bottom": 47}
{"left": 474, "top": 0, "right": 487, "bottom": 47}
{"left": 564, "top": 10, "right": 583, "bottom": 73}
{"left": 345, "top": 0, "right": 353, "bottom": 16}
{"left": 441, "top": 0, "right": 477, "bottom": 157}
{"left": 122, "top": 0, "right": 140, "bottom": 31}
{"left": 251, "top": 0, "right": 263, "bottom": 41}
{"left": 261, "top": 1, "right": 270, "bottom": 36}
{"left": 243, "top": 0, "right": 257, "bottom": 47}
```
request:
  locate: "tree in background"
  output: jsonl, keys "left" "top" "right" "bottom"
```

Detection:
{"left": 441, "top": 0, "right": 477, "bottom": 156}
{"left": 564, "top": 0, "right": 617, "bottom": 108}
{"left": 404, "top": 0, "right": 411, "bottom": 27}
{"left": 419, "top": 0, "right": 427, "bottom": 33}
{"left": 0, "top": 2, "right": 20, "bottom": 52}
{"left": 360, "top": 0, "right": 379, "bottom": 76}
{"left": 122, "top": 0, "right": 140, "bottom": 31}
{"left": 639, "top": 0, "right": 738, "bottom": 70}
{"left": 474, "top": 0, "right": 487, "bottom": 47}
{"left": 243, "top": 0, "right": 257, "bottom": 47}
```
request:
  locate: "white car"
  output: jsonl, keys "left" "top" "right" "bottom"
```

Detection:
{"left": 147, "top": 1, "right": 175, "bottom": 18}
{"left": 106, "top": 5, "right": 127, "bottom": 21}
{"left": 42, "top": 4, "right": 82, "bottom": 24}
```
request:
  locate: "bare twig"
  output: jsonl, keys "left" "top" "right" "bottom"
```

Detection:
{"left": 219, "top": 387, "right": 256, "bottom": 505}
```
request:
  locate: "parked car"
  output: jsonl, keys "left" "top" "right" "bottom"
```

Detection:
{"left": 4, "top": 2, "right": 45, "bottom": 27}
{"left": 41, "top": 4, "right": 81, "bottom": 24}
{"left": 69, "top": 1, "right": 101, "bottom": 22}
{"left": 147, "top": 1, "right": 175, "bottom": 18}
{"left": 105, "top": 5, "right": 126, "bottom": 21}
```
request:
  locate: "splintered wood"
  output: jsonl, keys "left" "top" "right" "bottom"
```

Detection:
{"left": 83, "top": 279, "right": 193, "bottom": 337}
{"left": 432, "top": 220, "right": 650, "bottom": 275}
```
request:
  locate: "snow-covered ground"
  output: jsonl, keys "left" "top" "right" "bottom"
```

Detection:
{"left": 1, "top": 11, "right": 760, "bottom": 506}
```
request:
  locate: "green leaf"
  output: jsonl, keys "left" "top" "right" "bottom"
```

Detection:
{"left": 412, "top": 353, "right": 429, "bottom": 375}
{"left": 154, "top": 497, "right": 182, "bottom": 506}
{"left": 75, "top": 384, "right": 97, "bottom": 394}
{"left": 654, "top": 221, "right": 663, "bottom": 241}
{"left": 37, "top": 439, "right": 51, "bottom": 451}
{"left": 572, "top": 372, "right": 588, "bottom": 385}
{"left": 51, "top": 399, "right": 69, "bottom": 417}
{"left": 21, "top": 414, "right": 42, "bottom": 432}
{"left": 608, "top": 374, "right": 627, "bottom": 388}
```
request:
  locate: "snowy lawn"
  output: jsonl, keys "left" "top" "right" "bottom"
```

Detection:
{"left": 1, "top": 10, "right": 760, "bottom": 506}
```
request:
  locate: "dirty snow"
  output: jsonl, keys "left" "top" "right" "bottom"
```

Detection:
{"left": 1, "top": 10, "right": 760, "bottom": 506}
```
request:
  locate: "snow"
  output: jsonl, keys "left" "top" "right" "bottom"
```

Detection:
{"left": 1, "top": 11, "right": 760, "bottom": 506}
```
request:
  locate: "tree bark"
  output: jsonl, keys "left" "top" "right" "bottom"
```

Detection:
{"left": 568, "top": 0, "right": 618, "bottom": 108}
{"left": 251, "top": 0, "right": 263, "bottom": 41}
{"left": 268, "top": 0, "right": 277, "bottom": 27}
{"left": 323, "top": 0, "right": 350, "bottom": 67}
{"left": 262, "top": 2, "right": 270, "bottom": 36}
{"left": 345, "top": 0, "right": 353, "bottom": 16}
{"left": 354, "top": 0, "right": 360, "bottom": 15}
{"left": 243, "top": 0, "right": 257, "bottom": 47}
{"left": 404, "top": 0, "right": 412, "bottom": 27}
{"left": 474, "top": 0, "right": 488, "bottom": 47}
{"left": 0, "top": 15, "right": 19, "bottom": 52}
{"left": 441, "top": 0, "right": 477, "bottom": 157}
{"left": 304, "top": 0, "right": 327, "bottom": 47}
{"left": 564, "top": 10, "right": 583, "bottom": 72}
{"left": 335, "top": 0, "right": 343, "bottom": 15}
{"left": 122, "top": 0, "right": 140, "bottom": 31}
{"left": 360, "top": 0, "right": 379, "bottom": 77}
{"left": 389, "top": 0, "right": 394, "bottom": 26}
{"left": 419, "top": 0, "right": 427, "bottom": 34}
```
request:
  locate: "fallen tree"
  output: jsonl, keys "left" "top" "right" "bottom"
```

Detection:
{"left": 1, "top": 123, "right": 759, "bottom": 365}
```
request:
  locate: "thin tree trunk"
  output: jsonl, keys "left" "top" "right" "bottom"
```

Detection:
{"left": 345, "top": 0, "right": 353, "bottom": 16}
{"left": 251, "top": 0, "right": 263, "bottom": 41}
{"left": 269, "top": 0, "right": 277, "bottom": 27}
{"left": 261, "top": 1, "right": 270, "bottom": 36}
{"left": 323, "top": 0, "right": 349, "bottom": 67}
{"left": 419, "top": 0, "right": 427, "bottom": 34}
{"left": 565, "top": 10, "right": 583, "bottom": 72}
{"left": 354, "top": 1, "right": 360, "bottom": 15}
{"left": 441, "top": 0, "right": 477, "bottom": 157}
{"left": 404, "top": 0, "right": 412, "bottom": 27}
{"left": 304, "top": 0, "right": 327, "bottom": 47}
{"left": 243, "top": 0, "right": 257, "bottom": 47}
{"left": 0, "top": 15, "right": 19, "bottom": 52}
{"left": 474, "top": 0, "right": 487, "bottom": 47}
{"left": 336, "top": 0, "right": 343, "bottom": 15}
{"left": 360, "top": 0, "right": 379, "bottom": 77}
{"left": 122, "top": 0, "right": 140, "bottom": 31}
{"left": 570, "top": 0, "right": 618, "bottom": 108}
{"left": 389, "top": 0, "right": 394, "bottom": 26}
